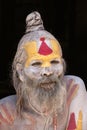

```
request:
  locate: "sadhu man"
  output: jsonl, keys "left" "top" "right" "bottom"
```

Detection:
{"left": 0, "top": 11, "right": 87, "bottom": 130}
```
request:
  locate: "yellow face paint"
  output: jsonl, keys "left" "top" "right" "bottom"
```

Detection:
{"left": 23, "top": 39, "right": 62, "bottom": 67}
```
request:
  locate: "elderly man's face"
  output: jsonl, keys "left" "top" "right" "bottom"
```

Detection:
{"left": 23, "top": 38, "right": 64, "bottom": 90}
{"left": 17, "top": 38, "right": 66, "bottom": 113}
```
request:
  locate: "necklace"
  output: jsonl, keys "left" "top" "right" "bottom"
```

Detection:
{"left": 53, "top": 112, "right": 57, "bottom": 130}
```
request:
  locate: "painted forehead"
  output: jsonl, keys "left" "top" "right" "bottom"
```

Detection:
{"left": 23, "top": 37, "right": 62, "bottom": 67}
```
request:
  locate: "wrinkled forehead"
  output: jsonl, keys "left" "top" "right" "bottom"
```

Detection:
{"left": 23, "top": 37, "right": 62, "bottom": 67}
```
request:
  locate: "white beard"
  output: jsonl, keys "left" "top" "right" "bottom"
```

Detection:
{"left": 17, "top": 76, "right": 67, "bottom": 116}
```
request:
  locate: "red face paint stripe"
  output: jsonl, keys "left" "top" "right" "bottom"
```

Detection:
{"left": 38, "top": 37, "right": 53, "bottom": 55}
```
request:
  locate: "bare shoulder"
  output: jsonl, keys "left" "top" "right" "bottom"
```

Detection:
{"left": 0, "top": 95, "right": 17, "bottom": 125}
{"left": 64, "top": 75, "right": 87, "bottom": 93}
{"left": 64, "top": 75, "right": 85, "bottom": 84}
{"left": 0, "top": 95, "right": 17, "bottom": 110}
{"left": 64, "top": 75, "right": 87, "bottom": 105}
{"left": 65, "top": 75, "right": 87, "bottom": 129}
{"left": 64, "top": 75, "right": 87, "bottom": 106}
{"left": 0, "top": 95, "right": 17, "bottom": 104}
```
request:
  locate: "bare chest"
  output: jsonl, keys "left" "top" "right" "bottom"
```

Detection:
{"left": 0, "top": 111, "right": 67, "bottom": 130}
{"left": 2, "top": 112, "right": 67, "bottom": 130}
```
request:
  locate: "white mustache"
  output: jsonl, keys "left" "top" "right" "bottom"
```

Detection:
{"left": 38, "top": 75, "right": 59, "bottom": 85}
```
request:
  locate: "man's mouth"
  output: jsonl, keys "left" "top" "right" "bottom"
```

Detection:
{"left": 40, "top": 82, "right": 56, "bottom": 90}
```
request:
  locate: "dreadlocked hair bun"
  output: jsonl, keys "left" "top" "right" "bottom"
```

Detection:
{"left": 25, "top": 11, "right": 44, "bottom": 33}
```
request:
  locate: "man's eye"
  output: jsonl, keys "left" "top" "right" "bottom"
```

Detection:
{"left": 51, "top": 60, "right": 60, "bottom": 64}
{"left": 31, "top": 62, "right": 42, "bottom": 66}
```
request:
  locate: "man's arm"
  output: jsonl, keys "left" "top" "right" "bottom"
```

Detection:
{"left": 0, "top": 95, "right": 16, "bottom": 125}
{"left": 65, "top": 75, "right": 87, "bottom": 130}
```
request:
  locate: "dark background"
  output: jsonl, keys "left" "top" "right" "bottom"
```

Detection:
{"left": 0, "top": 0, "right": 87, "bottom": 98}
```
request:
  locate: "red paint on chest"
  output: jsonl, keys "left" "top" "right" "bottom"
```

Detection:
{"left": 67, "top": 113, "right": 77, "bottom": 130}
{"left": 38, "top": 37, "right": 53, "bottom": 55}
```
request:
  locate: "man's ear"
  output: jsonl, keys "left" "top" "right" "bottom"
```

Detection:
{"left": 16, "top": 63, "right": 25, "bottom": 82}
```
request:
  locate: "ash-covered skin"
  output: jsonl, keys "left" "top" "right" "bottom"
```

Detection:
{"left": 0, "top": 11, "right": 87, "bottom": 130}
{"left": 11, "top": 11, "right": 68, "bottom": 129}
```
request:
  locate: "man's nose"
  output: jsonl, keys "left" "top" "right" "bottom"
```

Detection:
{"left": 41, "top": 67, "right": 53, "bottom": 76}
